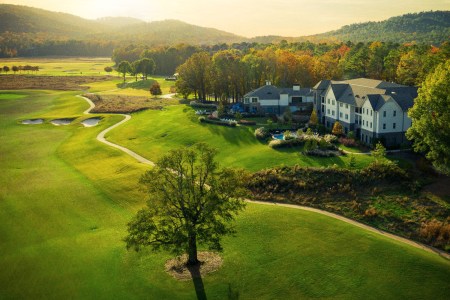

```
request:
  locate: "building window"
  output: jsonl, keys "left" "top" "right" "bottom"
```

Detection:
{"left": 321, "top": 97, "right": 325, "bottom": 103}
{"left": 383, "top": 123, "right": 386, "bottom": 129}
{"left": 339, "top": 112, "right": 343, "bottom": 118}
{"left": 393, "top": 110, "right": 397, "bottom": 117}
{"left": 393, "top": 123, "right": 396, "bottom": 129}
{"left": 362, "top": 120, "right": 365, "bottom": 126}
{"left": 345, "top": 114, "right": 348, "bottom": 120}
{"left": 327, "top": 99, "right": 330, "bottom": 104}
{"left": 327, "top": 109, "right": 330, "bottom": 114}
{"left": 370, "top": 110, "right": 372, "bottom": 116}
{"left": 362, "top": 108, "right": 365, "bottom": 114}
{"left": 244, "top": 98, "right": 249, "bottom": 104}
{"left": 332, "top": 110, "right": 335, "bottom": 116}
{"left": 370, "top": 122, "right": 372, "bottom": 128}
{"left": 251, "top": 97, "right": 258, "bottom": 103}
{"left": 340, "top": 103, "right": 343, "bottom": 107}
{"left": 346, "top": 104, "right": 349, "bottom": 109}
{"left": 332, "top": 100, "right": 335, "bottom": 105}
{"left": 383, "top": 111, "right": 386, "bottom": 117}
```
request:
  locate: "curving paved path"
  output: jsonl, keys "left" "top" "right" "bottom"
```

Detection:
{"left": 77, "top": 95, "right": 154, "bottom": 166}
{"left": 77, "top": 94, "right": 449, "bottom": 260}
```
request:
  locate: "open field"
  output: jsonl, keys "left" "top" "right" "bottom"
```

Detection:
{"left": 0, "top": 57, "right": 114, "bottom": 76}
{"left": 1, "top": 90, "right": 450, "bottom": 299}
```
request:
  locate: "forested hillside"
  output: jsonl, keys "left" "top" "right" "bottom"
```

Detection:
{"left": 313, "top": 11, "right": 450, "bottom": 44}
{"left": 0, "top": 4, "right": 448, "bottom": 58}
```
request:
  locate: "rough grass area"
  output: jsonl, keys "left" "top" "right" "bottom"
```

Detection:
{"left": 0, "top": 75, "right": 115, "bottom": 90}
{"left": 83, "top": 93, "right": 182, "bottom": 113}
{"left": 248, "top": 163, "right": 450, "bottom": 252}
{"left": 1, "top": 90, "right": 450, "bottom": 299}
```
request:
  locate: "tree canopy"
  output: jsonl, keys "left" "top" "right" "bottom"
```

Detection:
{"left": 117, "top": 61, "right": 131, "bottom": 82}
{"left": 124, "top": 143, "right": 248, "bottom": 265}
{"left": 406, "top": 60, "right": 450, "bottom": 175}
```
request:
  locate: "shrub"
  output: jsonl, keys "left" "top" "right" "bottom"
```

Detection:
{"left": 190, "top": 101, "right": 217, "bottom": 109}
{"left": 269, "top": 138, "right": 304, "bottom": 149}
{"left": 347, "top": 131, "right": 355, "bottom": 139}
{"left": 238, "top": 119, "right": 256, "bottom": 126}
{"left": 255, "top": 127, "right": 270, "bottom": 140}
{"left": 361, "top": 160, "right": 408, "bottom": 182}
{"left": 323, "top": 134, "right": 338, "bottom": 144}
{"left": 332, "top": 121, "right": 344, "bottom": 136}
{"left": 199, "top": 117, "right": 237, "bottom": 127}
{"left": 339, "top": 137, "right": 359, "bottom": 147}
{"left": 419, "top": 219, "right": 450, "bottom": 249}
{"left": 304, "top": 148, "right": 342, "bottom": 157}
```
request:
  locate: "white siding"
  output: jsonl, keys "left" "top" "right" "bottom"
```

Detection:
{"left": 280, "top": 94, "right": 289, "bottom": 106}
{"left": 361, "top": 100, "right": 375, "bottom": 132}
{"left": 376, "top": 100, "right": 404, "bottom": 133}
{"left": 324, "top": 88, "right": 337, "bottom": 120}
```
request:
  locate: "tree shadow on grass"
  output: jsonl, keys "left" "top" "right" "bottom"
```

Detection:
{"left": 188, "top": 264, "right": 207, "bottom": 300}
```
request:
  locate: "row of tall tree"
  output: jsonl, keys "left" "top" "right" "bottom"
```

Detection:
{"left": 173, "top": 42, "right": 449, "bottom": 101}
{"left": 116, "top": 58, "right": 156, "bottom": 82}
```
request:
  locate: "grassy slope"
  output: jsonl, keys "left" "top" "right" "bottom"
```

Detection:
{"left": 1, "top": 89, "right": 449, "bottom": 299}
{"left": 107, "top": 105, "right": 374, "bottom": 172}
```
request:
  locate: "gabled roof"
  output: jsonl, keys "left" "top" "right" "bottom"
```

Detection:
{"left": 244, "top": 85, "right": 280, "bottom": 100}
{"left": 313, "top": 80, "right": 331, "bottom": 90}
{"left": 319, "top": 78, "right": 417, "bottom": 111}
{"left": 244, "top": 85, "right": 313, "bottom": 99}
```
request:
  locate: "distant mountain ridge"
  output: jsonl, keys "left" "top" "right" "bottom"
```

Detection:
{"left": 0, "top": 4, "right": 448, "bottom": 51}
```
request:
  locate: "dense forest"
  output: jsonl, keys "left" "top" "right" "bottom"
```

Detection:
{"left": 111, "top": 41, "right": 449, "bottom": 101}
{"left": 0, "top": 4, "right": 448, "bottom": 58}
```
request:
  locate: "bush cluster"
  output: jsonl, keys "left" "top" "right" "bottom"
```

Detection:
{"left": 190, "top": 101, "right": 217, "bottom": 109}
{"left": 238, "top": 119, "right": 257, "bottom": 126}
{"left": 254, "top": 127, "right": 270, "bottom": 140}
{"left": 338, "top": 137, "right": 359, "bottom": 147}
{"left": 304, "top": 149, "right": 343, "bottom": 157}
{"left": 268, "top": 139, "right": 304, "bottom": 149}
{"left": 199, "top": 117, "right": 236, "bottom": 127}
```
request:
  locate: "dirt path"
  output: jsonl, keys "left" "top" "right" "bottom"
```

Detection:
{"left": 77, "top": 94, "right": 449, "bottom": 260}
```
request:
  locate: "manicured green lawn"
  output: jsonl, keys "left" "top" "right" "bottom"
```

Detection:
{"left": 1, "top": 89, "right": 449, "bottom": 299}
{"left": 107, "top": 105, "right": 374, "bottom": 171}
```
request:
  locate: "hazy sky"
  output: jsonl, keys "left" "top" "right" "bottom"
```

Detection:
{"left": 1, "top": 0, "right": 449, "bottom": 37}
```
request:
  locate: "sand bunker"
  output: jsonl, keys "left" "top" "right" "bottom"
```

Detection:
{"left": 22, "top": 119, "right": 44, "bottom": 125}
{"left": 81, "top": 117, "right": 101, "bottom": 127}
{"left": 51, "top": 118, "right": 74, "bottom": 126}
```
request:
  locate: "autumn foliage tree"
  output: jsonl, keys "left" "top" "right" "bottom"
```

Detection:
{"left": 332, "top": 121, "right": 344, "bottom": 136}
{"left": 149, "top": 82, "right": 162, "bottom": 97}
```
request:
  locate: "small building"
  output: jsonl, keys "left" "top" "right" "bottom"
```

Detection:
{"left": 312, "top": 78, "right": 417, "bottom": 147}
{"left": 242, "top": 81, "right": 314, "bottom": 115}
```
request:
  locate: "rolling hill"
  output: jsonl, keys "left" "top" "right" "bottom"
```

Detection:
{"left": 311, "top": 11, "right": 450, "bottom": 44}
{"left": 0, "top": 4, "right": 448, "bottom": 58}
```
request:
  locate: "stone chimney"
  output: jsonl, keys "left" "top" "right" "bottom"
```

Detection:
{"left": 265, "top": 80, "right": 272, "bottom": 86}
{"left": 293, "top": 84, "right": 300, "bottom": 91}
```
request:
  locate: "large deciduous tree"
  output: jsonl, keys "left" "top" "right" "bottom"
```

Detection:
{"left": 136, "top": 58, "right": 156, "bottom": 80}
{"left": 176, "top": 52, "right": 212, "bottom": 101}
{"left": 117, "top": 61, "right": 131, "bottom": 82}
{"left": 406, "top": 60, "right": 450, "bottom": 175}
{"left": 124, "top": 143, "right": 248, "bottom": 266}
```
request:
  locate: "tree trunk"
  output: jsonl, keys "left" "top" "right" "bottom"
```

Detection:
{"left": 187, "top": 232, "right": 199, "bottom": 265}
